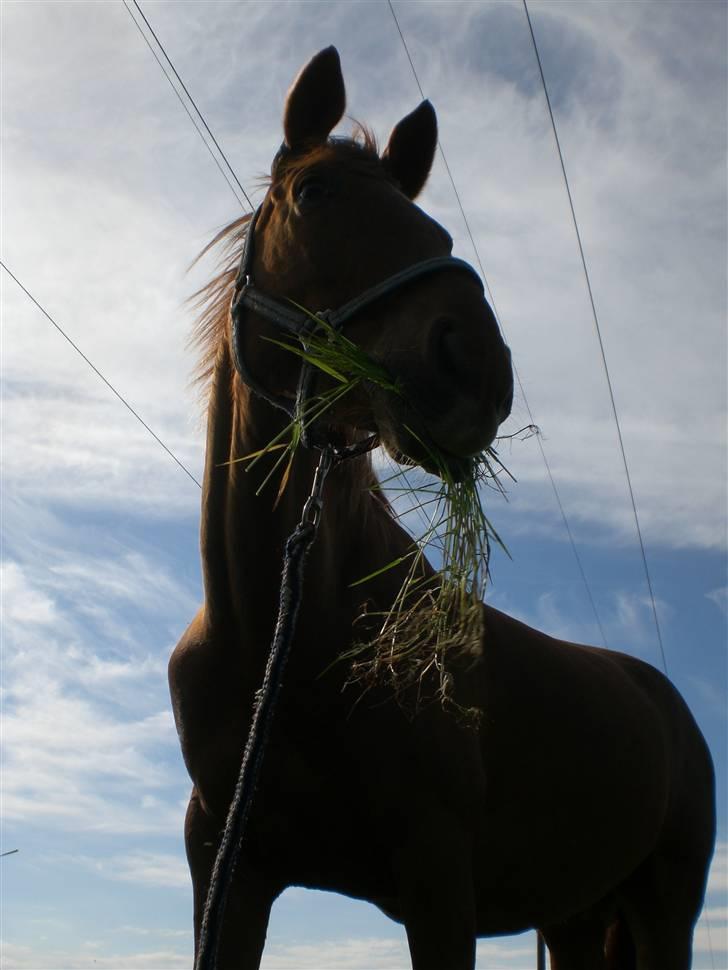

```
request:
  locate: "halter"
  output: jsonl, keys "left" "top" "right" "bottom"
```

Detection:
{"left": 230, "top": 203, "right": 485, "bottom": 444}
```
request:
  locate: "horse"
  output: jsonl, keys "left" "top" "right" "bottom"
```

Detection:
{"left": 169, "top": 47, "right": 715, "bottom": 970}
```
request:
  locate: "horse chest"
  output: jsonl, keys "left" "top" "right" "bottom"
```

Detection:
{"left": 240, "top": 697, "right": 484, "bottom": 882}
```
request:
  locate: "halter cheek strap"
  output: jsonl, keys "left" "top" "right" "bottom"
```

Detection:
{"left": 230, "top": 204, "right": 485, "bottom": 437}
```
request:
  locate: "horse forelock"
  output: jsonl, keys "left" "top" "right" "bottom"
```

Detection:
{"left": 272, "top": 124, "right": 381, "bottom": 181}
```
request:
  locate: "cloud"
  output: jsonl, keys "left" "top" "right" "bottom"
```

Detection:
{"left": 73, "top": 851, "right": 190, "bottom": 891}
{"left": 1, "top": 561, "right": 59, "bottom": 627}
{"left": 689, "top": 675, "right": 728, "bottom": 721}
{"left": 260, "top": 936, "right": 410, "bottom": 970}
{"left": 2, "top": 0, "right": 726, "bottom": 549}
{"left": 114, "top": 926, "right": 191, "bottom": 939}
{"left": 707, "top": 587, "right": 728, "bottom": 616}
{"left": 486, "top": 585, "right": 670, "bottom": 657}
{"left": 259, "top": 934, "right": 535, "bottom": 970}
{"left": 0, "top": 933, "right": 541, "bottom": 970}
{"left": 387, "top": 2, "right": 727, "bottom": 552}
{"left": 694, "top": 842, "right": 728, "bottom": 955}
{"left": 707, "top": 841, "right": 728, "bottom": 895}
{"left": 1, "top": 940, "right": 190, "bottom": 970}
{"left": 695, "top": 900, "right": 728, "bottom": 957}
{"left": 1, "top": 554, "right": 190, "bottom": 834}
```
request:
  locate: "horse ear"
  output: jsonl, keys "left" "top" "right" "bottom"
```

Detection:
{"left": 382, "top": 100, "right": 438, "bottom": 199}
{"left": 283, "top": 47, "right": 346, "bottom": 151}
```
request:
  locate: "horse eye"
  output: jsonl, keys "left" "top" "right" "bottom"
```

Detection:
{"left": 296, "top": 178, "right": 330, "bottom": 207}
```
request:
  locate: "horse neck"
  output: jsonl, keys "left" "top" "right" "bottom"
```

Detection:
{"left": 199, "top": 346, "right": 364, "bottom": 645}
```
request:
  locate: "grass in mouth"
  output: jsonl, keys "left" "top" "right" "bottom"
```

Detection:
{"left": 345, "top": 443, "right": 508, "bottom": 717}
{"left": 242, "top": 305, "right": 510, "bottom": 716}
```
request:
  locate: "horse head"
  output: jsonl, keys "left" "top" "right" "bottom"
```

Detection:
{"left": 233, "top": 47, "right": 513, "bottom": 475}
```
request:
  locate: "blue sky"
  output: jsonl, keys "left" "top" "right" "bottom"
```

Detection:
{"left": 1, "top": 1, "right": 726, "bottom": 968}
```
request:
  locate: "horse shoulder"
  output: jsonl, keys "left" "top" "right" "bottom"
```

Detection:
{"left": 168, "top": 608, "right": 252, "bottom": 815}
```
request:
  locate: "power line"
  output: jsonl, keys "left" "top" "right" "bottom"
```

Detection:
{"left": 122, "top": 1, "right": 245, "bottom": 212}
{"left": 387, "top": 0, "right": 609, "bottom": 649}
{"left": 1, "top": 261, "right": 202, "bottom": 490}
{"left": 522, "top": 0, "right": 669, "bottom": 679}
{"left": 122, "top": 0, "right": 254, "bottom": 213}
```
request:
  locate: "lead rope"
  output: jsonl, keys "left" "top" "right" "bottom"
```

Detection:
{"left": 194, "top": 437, "right": 377, "bottom": 970}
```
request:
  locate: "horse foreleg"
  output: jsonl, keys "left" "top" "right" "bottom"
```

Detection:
{"left": 394, "top": 815, "right": 476, "bottom": 970}
{"left": 540, "top": 916, "right": 609, "bottom": 970}
{"left": 185, "top": 788, "right": 277, "bottom": 970}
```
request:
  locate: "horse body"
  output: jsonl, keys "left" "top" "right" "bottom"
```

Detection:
{"left": 170, "top": 48, "right": 714, "bottom": 970}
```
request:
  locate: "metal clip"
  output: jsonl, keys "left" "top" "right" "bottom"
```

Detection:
{"left": 301, "top": 446, "right": 335, "bottom": 528}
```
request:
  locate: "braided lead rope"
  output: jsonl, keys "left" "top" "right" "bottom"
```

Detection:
{"left": 194, "top": 447, "right": 335, "bottom": 970}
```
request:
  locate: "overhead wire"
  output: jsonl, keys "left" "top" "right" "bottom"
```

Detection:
{"left": 1, "top": 261, "right": 202, "bottom": 490}
{"left": 122, "top": 0, "right": 254, "bottom": 213}
{"left": 387, "top": 0, "right": 609, "bottom": 649}
{"left": 524, "top": 4, "right": 713, "bottom": 955}
{"left": 522, "top": 0, "right": 669, "bottom": 678}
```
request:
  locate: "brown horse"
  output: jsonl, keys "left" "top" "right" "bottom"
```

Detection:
{"left": 169, "top": 48, "right": 715, "bottom": 970}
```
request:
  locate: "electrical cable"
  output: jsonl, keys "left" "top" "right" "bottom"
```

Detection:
{"left": 122, "top": 0, "right": 254, "bottom": 212}
{"left": 522, "top": 0, "right": 669, "bottom": 678}
{"left": 1, "top": 261, "right": 202, "bottom": 490}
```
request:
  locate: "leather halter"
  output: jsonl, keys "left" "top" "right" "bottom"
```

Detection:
{"left": 230, "top": 203, "right": 485, "bottom": 440}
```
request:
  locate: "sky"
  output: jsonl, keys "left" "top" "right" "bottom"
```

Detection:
{"left": 1, "top": 1, "right": 726, "bottom": 968}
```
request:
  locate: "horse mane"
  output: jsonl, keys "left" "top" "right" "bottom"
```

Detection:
{"left": 188, "top": 212, "right": 252, "bottom": 396}
{"left": 188, "top": 127, "right": 393, "bottom": 519}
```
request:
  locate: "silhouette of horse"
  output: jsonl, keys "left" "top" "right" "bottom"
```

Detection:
{"left": 170, "top": 47, "right": 715, "bottom": 970}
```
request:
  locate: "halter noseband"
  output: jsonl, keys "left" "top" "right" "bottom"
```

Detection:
{"left": 230, "top": 203, "right": 485, "bottom": 443}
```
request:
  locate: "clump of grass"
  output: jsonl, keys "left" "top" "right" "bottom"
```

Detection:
{"left": 265, "top": 309, "right": 401, "bottom": 398}
{"left": 344, "top": 444, "right": 508, "bottom": 718}
{"left": 254, "top": 305, "right": 509, "bottom": 715}
{"left": 222, "top": 311, "right": 401, "bottom": 503}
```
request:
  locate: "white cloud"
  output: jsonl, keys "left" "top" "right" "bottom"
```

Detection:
{"left": 694, "top": 924, "right": 728, "bottom": 960}
{"left": 114, "top": 927, "right": 190, "bottom": 939}
{"left": 702, "top": 905, "right": 728, "bottom": 924}
{"left": 2, "top": 0, "right": 726, "bottom": 548}
{"left": 0, "top": 933, "right": 541, "bottom": 970}
{"left": 1, "top": 555, "right": 190, "bottom": 833}
{"left": 707, "top": 587, "right": 728, "bottom": 617}
{"left": 259, "top": 934, "right": 535, "bottom": 970}
{"left": 72, "top": 851, "right": 190, "bottom": 891}
{"left": 487, "top": 585, "right": 671, "bottom": 658}
{"left": 694, "top": 843, "right": 728, "bottom": 956}
{"left": 1, "top": 940, "right": 190, "bottom": 970}
{"left": 386, "top": 2, "right": 727, "bottom": 552}
{"left": 706, "top": 841, "right": 728, "bottom": 896}
{"left": 1, "top": 561, "right": 59, "bottom": 627}
{"left": 260, "top": 936, "right": 409, "bottom": 970}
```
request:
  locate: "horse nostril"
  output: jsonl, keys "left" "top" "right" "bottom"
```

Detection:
{"left": 431, "top": 317, "right": 465, "bottom": 379}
